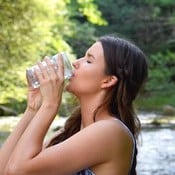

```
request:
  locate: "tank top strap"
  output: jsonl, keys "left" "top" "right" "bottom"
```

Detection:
{"left": 74, "top": 168, "right": 95, "bottom": 175}
{"left": 114, "top": 118, "right": 136, "bottom": 175}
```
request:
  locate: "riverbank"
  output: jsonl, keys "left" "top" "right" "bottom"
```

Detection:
{"left": 0, "top": 113, "right": 175, "bottom": 132}
{"left": 135, "top": 88, "right": 175, "bottom": 113}
{"left": 139, "top": 113, "right": 175, "bottom": 129}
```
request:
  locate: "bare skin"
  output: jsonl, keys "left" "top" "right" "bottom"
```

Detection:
{"left": 0, "top": 43, "right": 134, "bottom": 175}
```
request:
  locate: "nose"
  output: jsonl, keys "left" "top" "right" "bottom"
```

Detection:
{"left": 72, "top": 59, "right": 79, "bottom": 69}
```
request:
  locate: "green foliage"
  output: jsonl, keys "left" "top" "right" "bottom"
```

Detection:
{"left": 64, "top": 0, "right": 107, "bottom": 57}
{"left": 0, "top": 0, "right": 73, "bottom": 113}
{"left": 136, "top": 87, "right": 175, "bottom": 111}
{"left": 95, "top": 0, "right": 142, "bottom": 34}
{"left": 145, "top": 0, "right": 175, "bottom": 6}
{"left": 147, "top": 50, "right": 175, "bottom": 91}
{"left": 65, "top": 22, "right": 97, "bottom": 58}
{"left": 0, "top": 0, "right": 56, "bottom": 67}
{"left": 76, "top": 0, "right": 107, "bottom": 25}
{"left": 66, "top": 0, "right": 107, "bottom": 25}
{"left": 0, "top": 63, "right": 28, "bottom": 112}
{"left": 94, "top": 0, "right": 175, "bottom": 96}
{"left": 0, "top": 0, "right": 105, "bottom": 114}
{"left": 95, "top": 0, "right": 175, "bottom": 53}
{"left": 0, "top": 0, "right": 175, "bottom": 114}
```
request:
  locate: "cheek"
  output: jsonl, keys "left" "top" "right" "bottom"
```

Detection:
{"left": 66, "top": 72, "right": 103, "bottom": 95}
{"left": 66, "top": 63, "right": 106, "bottom": 95}
{"left": 80, "top": 68, "right": 103, "bottom": 87}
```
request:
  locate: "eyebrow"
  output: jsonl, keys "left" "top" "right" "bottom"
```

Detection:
{"left": 86, "top": 51, "right": 96, "bottom": 60}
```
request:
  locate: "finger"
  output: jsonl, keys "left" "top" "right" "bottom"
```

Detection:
{"left": 45, "top": 57, "right": 57, "bottom": 76}
{"left": 26, "top": 70, "right": 32, "bottom": 88}
{"left": 57, "top": 52, "right": 64, "bottom": 78}
{"left": 35, "top": 62, "right": 44, "bottom": 81}
{"left": 37, "top": 60, "right": 48, "bottom": 79}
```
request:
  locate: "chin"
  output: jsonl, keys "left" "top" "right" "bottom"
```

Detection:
{"left": 65, "top": 83, "right": 74, "bottom": 93}
{"left": 65, "top": 83, "right": 70, "bottom": 91}
{"left": 65, "top": 84, "right": 81, "bottom": 98}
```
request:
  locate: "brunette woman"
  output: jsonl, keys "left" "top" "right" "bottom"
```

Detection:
{"left": 0, "top": 35, "right": 148, "bottom": 175}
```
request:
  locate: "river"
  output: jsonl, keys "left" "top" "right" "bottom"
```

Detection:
{"left": 0, "top": 115, "right": 175, "bottom": 175}
{"left": 137, "top": 127, "right": 175, "bottom": 175}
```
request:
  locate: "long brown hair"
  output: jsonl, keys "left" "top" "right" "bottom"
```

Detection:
{"left": 99, "top": 36, "right": 148, "bottom": 175}
{"left": 47, "top": 35, "right": 148, "bottom": 175}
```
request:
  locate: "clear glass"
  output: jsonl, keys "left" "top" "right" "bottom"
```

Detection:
{"left": 26, "top": 52, "right": 72, "bottom": 88}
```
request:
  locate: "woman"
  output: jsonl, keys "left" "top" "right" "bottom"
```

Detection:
{"left": 0, "top": 35, "right": 148, "bottom": 175}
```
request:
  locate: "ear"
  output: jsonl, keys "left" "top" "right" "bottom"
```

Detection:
{"left": 101, "top": 75, "right": 118, "bottom": 89}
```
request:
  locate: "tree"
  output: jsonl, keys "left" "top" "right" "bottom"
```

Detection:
{"left": 0, "top": 0, "right": 106, "bottom": 113}
{"left": 94, "top": 0, "right": 175, "bottom": 93}
{"left": 0, "top": 0, "right": 73, "bottom": 112}
{"left": 62, "top": 0, "right": 107, "bottom": 57}
{"left": 94, "top": 0, "right": 175, "bottom": 53}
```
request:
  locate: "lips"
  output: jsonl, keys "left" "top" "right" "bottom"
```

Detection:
{"left": 69, "top": 71, "right": 75, "bottom": 79}
{"left": 71, "top": 70, "right": 76, "bottom": 77}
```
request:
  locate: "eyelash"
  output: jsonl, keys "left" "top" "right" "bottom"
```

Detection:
{"left": 86, "top": 59, "right": 92, "bottom": 63}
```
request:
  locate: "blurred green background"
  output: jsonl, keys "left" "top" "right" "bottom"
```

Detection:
{"left": 0, "top": 0, "right": 175, "bottom": 116}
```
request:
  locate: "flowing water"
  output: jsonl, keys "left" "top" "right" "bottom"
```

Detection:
{"left": 0, "top": 114, "right": 175, "bottom": 175}
{"left": 137, "top": 127, "right": 175, "bottom": 175}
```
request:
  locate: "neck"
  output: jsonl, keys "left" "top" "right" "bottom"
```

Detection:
{"left": 78, "top": 92, "right": 110, "bottom": 128}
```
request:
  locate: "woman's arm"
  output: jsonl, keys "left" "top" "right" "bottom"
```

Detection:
{"left": 0, "top": 76, "right": 42, "bottom": 174}
{"left": 5, "top": 103, "right": 59, "bottom": 172}
{"left": 4, "top": 55, "right": 65, "bottom": 175}
{"left": 0, "top": 108, "right": 37, "bottom": 174}
{"left": 4, "top": 118, "right": 129, "bottom": 175}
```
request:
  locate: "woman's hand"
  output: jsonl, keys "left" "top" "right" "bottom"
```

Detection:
{"left": 35, "top": 54, "right": 64, "bottom": 108}
{"left": 26, "top": 69, "right": 43, "bottom": 111}
{"left": 26, "top": 86, "right": 42, "bottom": 112}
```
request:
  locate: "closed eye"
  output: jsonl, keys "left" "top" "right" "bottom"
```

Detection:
{"left": 86, "top": 60, "right": 92, "bottom": 63}
{"left": 85, "top": 51, "right": 95, "bottom": 63}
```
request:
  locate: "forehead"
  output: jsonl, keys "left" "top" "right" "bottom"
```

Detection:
{"left": 88, "top": 42, "right": 104, "bottom": 58}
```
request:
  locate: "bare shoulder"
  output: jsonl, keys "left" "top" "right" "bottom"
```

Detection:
{"left": 83, "top": 118, "right": 132, "bottom": 141}
{"left": 76, "top": 118, "right": 133, "bottom": 154}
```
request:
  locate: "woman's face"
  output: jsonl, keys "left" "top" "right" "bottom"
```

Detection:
{"left": 66, "top": 41, "right": 107, "bottom": 97}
